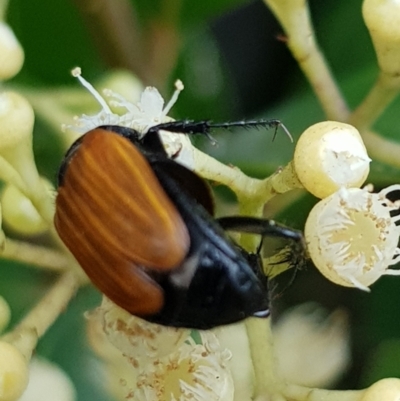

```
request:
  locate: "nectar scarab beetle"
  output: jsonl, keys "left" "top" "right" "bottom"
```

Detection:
{"left": 55, "top": 120, "right": 303, "bottom": 329}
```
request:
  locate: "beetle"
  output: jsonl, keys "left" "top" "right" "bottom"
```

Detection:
{"left": 54, "top": 120, "right": 303, "bottom": 329}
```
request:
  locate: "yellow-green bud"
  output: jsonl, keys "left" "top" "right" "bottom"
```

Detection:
{"left": 1, "top": 178, "right": 53, "bottom": 236}
{"left": 294, "top": 121, "right": 370, "bottom": 199}
{"left": 0, "top": 341, "right": 29, "bottom": 401}
{"left": 0, "top": 22, "right": 24, "bottom": 81}
{"left": 363, "top": 0, "right": 400, "bottom": 79}
{"left": 0, "top": 92, "right": 37, "bottom": 188}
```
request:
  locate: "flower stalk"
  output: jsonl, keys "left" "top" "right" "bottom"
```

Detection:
{"left": 1, "top": 272, "right": 79, "bottom": 360}
{"left": 1, "top": 238, "right": 73, "bottom": 271}
{"left": 263, "top": 0, "right": 349, "bottom": 121}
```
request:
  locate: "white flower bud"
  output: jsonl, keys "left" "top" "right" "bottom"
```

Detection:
{"left": 0, "top": 23, "right": 24, "bottom": 80}
{"left": 363, "top": 0, "right": 400, "bottom": 78}
{"left": 305, "top": 185, "right": 400, "bottom": 290}
{"left": 0, "top": 341, "right": 29, "bottom": 401}
{"left": 273, "top": 303, "right": 350, "bottom": 387}
{"left": 294, "top": 121, "right": 370, "bottom": 199}
{"left": 1, "top": 178, "right": 53, "bottom": 236}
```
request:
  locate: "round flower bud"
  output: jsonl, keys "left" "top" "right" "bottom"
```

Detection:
{"left": 0, "top": 341, "right": 29, "bottom": 401}
{"left": 305, "top": 185, "right": 400, "bottom": 290}
{"left": 361, "top": 378, "right": 400, "bottom": 401}
{"left": 363, "top": 0, "right": 400, "bottom": 78}
{"left": 1, "top": 178, "right": 53, "bottom": 235}
{"left": 0, "top": 23, "right": 24, "bottom": 80}
{"left": 294, "top": 121, "right": 370, "bottom": 199}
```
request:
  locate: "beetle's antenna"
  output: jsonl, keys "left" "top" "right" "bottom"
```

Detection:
{"left": 147, "top": 119, "right": 292, "bottom": 143}
{"left": 208, "top": 120, "right": 293, "bottom": 142}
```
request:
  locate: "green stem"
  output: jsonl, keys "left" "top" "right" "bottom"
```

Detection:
{"left": 193, "top": 148, "right": 303, "bottom": 206}
{"left": 2, "top": 238, "right": 72, "bottom": 271}
{"left": 1, "top": 272, "right": 79, "bottom": 360}
{"left": 264, "top": 0, "right": 349, "bottom": 121}
{"left": 245, "top": 318, "right": 284, "bottom": 398}
{"left": 282, "top": 383, "right": 364, "bottom": 401}
{"left": 362, "top": 130, "right": 400, "bottom": 168}
{"left": 349, "top": 72, "right": 400, "bottom": 130}
{"left": 348, "top": 72, "right": 400, "bottom": 168}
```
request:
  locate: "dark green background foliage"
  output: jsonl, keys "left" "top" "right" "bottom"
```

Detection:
{"left": 2, "top": 1, "right": 400, "bottom": 399}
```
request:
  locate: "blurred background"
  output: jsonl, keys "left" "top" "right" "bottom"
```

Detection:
{"left": 2, "top": 0, "right": 400, "bottom": 399}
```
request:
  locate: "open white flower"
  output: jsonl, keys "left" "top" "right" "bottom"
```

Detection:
{"left": 305, "top": 185, "right": 400, "bottom": 290}
{"left": 68, "top": 67, "right": 183, "bottom": 135}
{"left": 65, "top": 68, "right": 195, "bottom": 169}
{"left": 89, "top": 297, "right": 190, "bottom": 366}
{"left": 133, "top": 332, "right": 233, "bottom": 401}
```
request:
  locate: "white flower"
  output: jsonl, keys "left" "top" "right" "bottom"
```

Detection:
{"left": 87, "top": 299, "right": 234, "bottom": 401}
{"left": 67, "top": 67, "right": 182, "bottom": 135}
{"left": 273, "top": 303, "right": 350, "bottom": 388}
{"left": 89, "top": 297, "right": 190, "bottom": 366}
{"left": 305, "top": 185, "right": 400, "bottom": 290}
{"left": 65, "top": 68, "right": 195, "bottom": 169}
{"left": 133, "top": 332, "right": 233, "bottom": 401}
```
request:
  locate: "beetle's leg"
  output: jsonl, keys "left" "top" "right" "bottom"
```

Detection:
{"left": 218, "top": 216, "right": 306, "bottom": 280}
{"left": 216, "top": 216, "right": 302, "bottom": 242}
